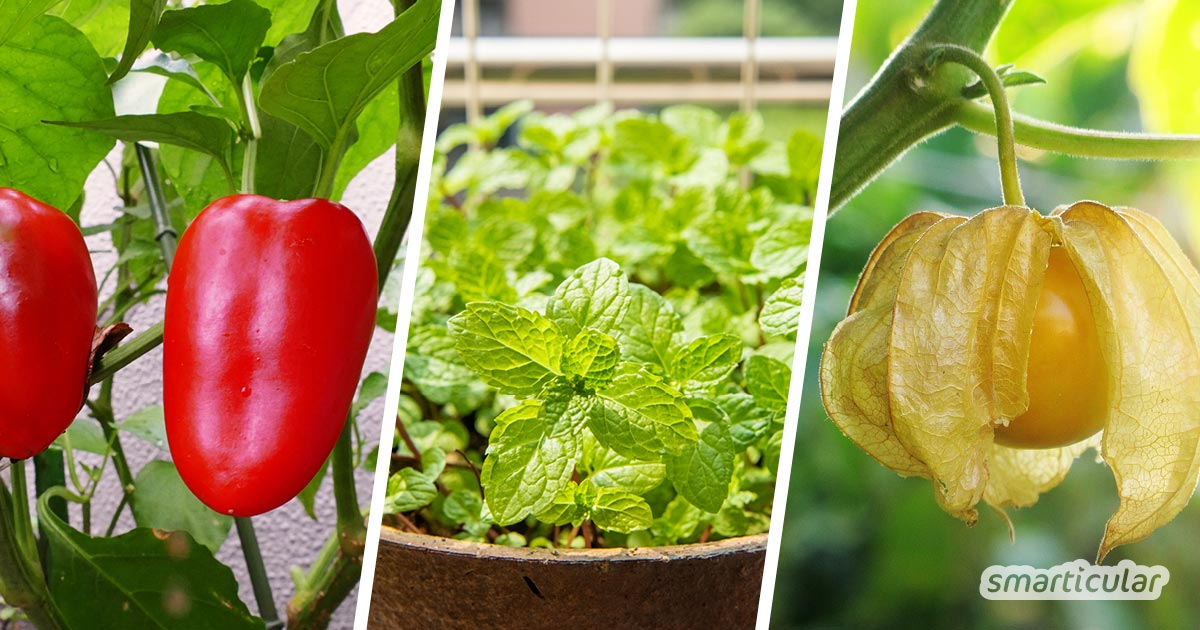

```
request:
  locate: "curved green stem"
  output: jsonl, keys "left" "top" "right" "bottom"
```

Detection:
{"left": 0, "top": 469, "right": 68, "bottom": 630}
{"left": 314, "top": 128, "right": 351, "bottom": 200}
{"left": 926, "top": 44, "right": 1023, "bottom": 206}
{"left": 957, "top": 101, "right": 1200, "bottom": 160}
{"left": 239, "top": 74, "right": 262, "bottom": 194}
{"left": 89, "top": 321, "right": 164, "bottom": 384}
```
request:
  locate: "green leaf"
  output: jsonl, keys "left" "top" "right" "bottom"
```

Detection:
{"left": 118, "top": 405, "right": 167, "bottom": 451}
{"left": 39, "top": 494, "right": 263, "bottom": 629}
{"left": 719, "top": 393, "right": 776, "bottom": 450}
{"left": 296, "top": 457, "right": 328, "bottom": 520}
{"left": 562, "top": 328, "right": 620, "bottom": 383}
{"left": 961, "top": 69, "right": 1046, "bottom": 99}
{"left": 745, "top": 354, "right": 791, "bottom": 412}
{"left": 534, "top": 481, "right": 590, "bottom": 527}
{"left": 448, "top": 302, "right": 565, "bottom": 396}
{"left": 441, "top": 489, "right": 483, "bottom": 525}
{"left": 254, "top": 0, "right": 343, "bottom": 201}
{"left": 590, "top": 488, "right": 653, "bottom": 534}
{"left": 258, "top": 0, "right": 439, "bottom": 148}
{"left": 786, "top": 130, "right": 823, "bottom": 193}
{"left": 155, "top": 63, "right": 239, "bottom": 217}
{"left": 591, "top": 367, "right": 697, "bottom": 460}
{"left": 131, "top": 460, "right": 233, "bottom": 553}
{"left": 54, "top": 419, "right": 110, "bottom": 455}
{"left": 665, "top": 422, "right": 735, "bottom": 513}
{"left": 351, "top": 372, "right": 389, "bottom": 419}
{"left": 108, "top": 0, "right": 165, "bottom": 84}
{"left": 51, "top": 113, "right": 235, "bottom": 176}
{"left": 759, "top": 277, "right": 804, "bottom": 338}
{"left": 0, "top": 15, "right": 115, "bottom": 210}
{"left": 133, "top": 54, "right": 221, "bottom": 106}
{"left": 650, "top": 495, "right": 706, "bottom": 545}
{"left": 152, "top": 0, "right": 271, "bottom": 83}
{"left": 546, "top": 257, "right": 632, "bottom": 338}
{"left": 332, "top": 84, "right": 400, "bottom": 200}
{"left": 481, "top": 400, "right": 578, "bottom": 525}
{"left": 50, "top": 0, "right": 128, "bottom": 58}
{"left": 0, "top": 0, "right": 61, "bottom": 47}
{"left": 670, "top": 333, "right": 742, "bottom": 387}
{"left": 660, "top": 104, "right": 722, "bottom": 148}
{"left": 405, "top": 325, "right": 489, "bottom": 411}
{"left": 384, "top": 468, "right": 437, "bottom": 513}
{"left": 750, "top": 216, "right": 811, "bottom": 280}
{"left": 584, "top": 441, "right": 665, "bottom": 495}
{"left": 619, "top": 283, "right": 683, "bottom": 371}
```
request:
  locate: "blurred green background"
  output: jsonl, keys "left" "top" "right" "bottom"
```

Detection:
{"left": 771, "top": 1, "right": 1200, "bottom": 628}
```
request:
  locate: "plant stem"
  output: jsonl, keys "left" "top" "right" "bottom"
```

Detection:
{"left": 956, "top": 101, "right": 1200, "bottom": 160}
{"left": 314, "top": 128, "right": 350, "bottom": 200}
{"left": 90, "top": 380, "right": 138, "bottom": 511}
{"left": 374, "top": 50, "right": 427, "bottom": 285}
{"left": 135, "top": 144, "right": 178, "bottom": 269}
{"left": 331, "top": 420, "right": 365, "bottom": 552}
{"left": 286, "top": 525, "right": 363, "bottom": 630}
{"left": 235, "top": 518, "right": 283, "bottom": 630}
{"left": 239, "top": 74, "right": 262, "bottom": 194}
{"left": 831, "top": 0, "right": 1015, "bottom": 212}
{"left": 925, "top": 45, "right": 1023, "bottom": 206}
{"left": 0, "top": 474, "right": 67, "bottom": 630}
{"left": 89, "top": 320, "right": 164, "bottom": 384}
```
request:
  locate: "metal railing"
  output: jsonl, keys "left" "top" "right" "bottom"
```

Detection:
{"left": 448, "top": 0, "right": 837, "bottom": 119}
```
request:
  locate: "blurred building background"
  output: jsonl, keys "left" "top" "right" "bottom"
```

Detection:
{"left": 440, "top": 0, "right": 841, "bottom": 138}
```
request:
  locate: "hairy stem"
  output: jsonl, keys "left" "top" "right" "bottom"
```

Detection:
{"left": 926, "top": 45, "right": 1024, "bottom": 206}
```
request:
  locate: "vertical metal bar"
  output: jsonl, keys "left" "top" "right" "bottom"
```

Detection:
{"left": 462, "top": 0, "right": 482, "bottom": 123}
{"left": 741, "top": 0, "right": 761, "bottom": 114}
{"left": 597, "top": 0, "right": 613, "bottom": 106}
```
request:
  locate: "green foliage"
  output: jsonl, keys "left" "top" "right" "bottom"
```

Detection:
{"left": 387, "top": 103, "right": 815, "bottom": 548}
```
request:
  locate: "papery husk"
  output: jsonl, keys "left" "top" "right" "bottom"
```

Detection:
{"left": 887, "top": 207, "right": 1052, "bottom": 523}
{"left": 1052, "top": 201, "right": 1200, "bottom": 562}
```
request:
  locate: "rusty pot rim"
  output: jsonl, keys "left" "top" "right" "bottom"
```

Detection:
{"left": 378, "top": 527, "right": 767, "bottom": 564}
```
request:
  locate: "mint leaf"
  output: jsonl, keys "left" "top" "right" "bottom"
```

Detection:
{"left": 562, "top": 328, "right": 620, "bottom": 383}
{"left": 719, "top": 393, "right": 776, "bottom": 449}
{"left": 750, "top": 216, "right": 811, "bottom": 279}
{"left": 760, "top": 277, "right": 804, "bottom": 338}
{"left": 481, "top": 400, "right": 578, "bottom": 525}
{"left": 665, "top": 423, "right": 735, "bottom": 513}
{"left": 546, "top": 258, "right": 632, "bottom": 338}
{"left": 384, "top": 468, "right": 437, "bottom": 513}
{"left": 535, "top": 481, "right": 590, "bottom": 527}
{"left": 584, "top": 441, "right": 666, "bottom": 495}
{"left": 746, "top": 354, "right": 792, "bottom": 412}
{"left": 448, "top": 302, "right": 564, "bottom": 395}
{"left": 651, "top": 495, "right": 706, "bottom": 545}
{"left": 590, "top": 488, "right": 653, "bottom": 534}
{"left": 590, "top": 367, "right": 697, "bottom": 460}
{"left": 405, "top": 325, "right": 489, "bottom": 411}
{"left": 671, "top": 333, "right": 742, "bottom": 387}
{"left": 619, "top": 283, "right": 683, "bottom": 370}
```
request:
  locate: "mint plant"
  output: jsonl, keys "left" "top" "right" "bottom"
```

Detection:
{"left": 385, "top": 102, "right": 817, "bottom": 548}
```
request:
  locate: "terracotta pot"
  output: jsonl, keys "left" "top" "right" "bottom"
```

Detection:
{"left": 366, "top": 528, "right": 767, "bottom": 629}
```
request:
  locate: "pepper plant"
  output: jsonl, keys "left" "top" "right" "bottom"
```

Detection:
{"left": 383, "top": 102, "right": 818, "bottom": 548}
{"left": 0, "top": 0, "right": 439, "bottom": 627}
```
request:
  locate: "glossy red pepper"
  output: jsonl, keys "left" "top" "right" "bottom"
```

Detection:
{"left": 0, "top": 188, "right": 97, "bottom": 460}
{"left": 164, "top": 195, "right": 377, "bottom": 516}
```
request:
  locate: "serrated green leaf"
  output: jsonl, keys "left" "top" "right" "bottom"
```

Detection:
{"left": 759, "top": 277, "right": 804, "bottom": 338}
{"left": 666, "top": 423, "right": 735, "bottom": 513}
{"left": 132, "top": 460, "right": 233, "bottom": 553}
{"left": 547, "top": 258, "right": 632, "bottom": 338}
{"left": 719, "top": 393, "right": 776, "bottom": 449}
{"left": 590, "top": 488, "right": 653, "bottom": 534}
{"left": 750, "top": 217, "right": 811, "bottom": 280}
{"left": 259, "top": 0, "right": 439, "bottom": 148}
{"left": 746, "top": 354, "right": 792, "bottom": 412}
{"left": 481, "top": 400, "right": 578, "bottom": 525}
{"left": 584, "top": 441, "right": 666, "bottom": 495}
{"left": 384, "top": 468, "right": 437, "bottom": 513}
{"left": 650, "top": 495, "right": 706, "bottom": 545}
{"left": 671, "top": 333, "right": 742, "bottom": 387}
{"left": 562, "top": 328, "right": 620, "bottom": 383}
{"left": 441, "top": 489, "right": 483, "bottom": 524}
{"left": 591, "top": 368, "right": 697, "bottom": 460}
{"left": 0, "top": 15, "right": 115, "bottom": 210}
{"left": 619, "top": 283, "right": 683, "bottom": 370}
{"left": 448, "top": 302, "right": 565, "bottom": 395}
{"left": 152, "top": 0, "right": 271, "bottom": 83}
{"left": 405, "top": 325, "right": 489, "bottom": 411}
